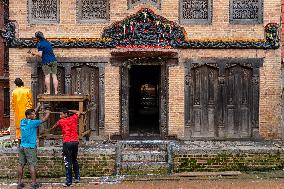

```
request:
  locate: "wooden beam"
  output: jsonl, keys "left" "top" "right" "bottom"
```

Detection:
{"left": 37, "top": 95, "right": 89, "bottom": 102}
{"left": 81, "top": 130, "right": 91, "bottom": 138}
{"left": 78, "top": 101, "right": 84, "bottom": 138}
{"left": 39, "top": 134, "right": 62, "bottom": 139}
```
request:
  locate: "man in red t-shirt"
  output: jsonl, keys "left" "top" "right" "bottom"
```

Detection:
{"left": 50, "top": 108, "right": 83, "bottom": 187}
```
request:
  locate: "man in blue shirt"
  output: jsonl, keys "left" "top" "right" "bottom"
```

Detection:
{"left": 17, "top": 108, "right": 50, "bottom": 189}
{"left": 30, "top": 31, "right": 58, "bottom": 95}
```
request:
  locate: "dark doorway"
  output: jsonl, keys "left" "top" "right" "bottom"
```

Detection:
{"left": 129, "top": 65, "right": 160, "bottom": 136}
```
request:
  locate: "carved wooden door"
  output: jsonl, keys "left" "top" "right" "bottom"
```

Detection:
{"left": 190, "top": 64, "right": 218, "bottom": 138}
{"left": 187, "top": 61, "right": 257, "bottom": 139}
{"left": 71, "top": 65, "right": 99, "bottom": 134}
{"left": 32, "top": 62, "right": 105, "bottom": 138}
{"left": 223, "top": 64, "right": 252, "bottom": 138}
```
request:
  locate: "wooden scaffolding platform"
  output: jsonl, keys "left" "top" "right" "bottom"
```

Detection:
{"left": 37, "top": 95, "right": 91, "bottom": 145}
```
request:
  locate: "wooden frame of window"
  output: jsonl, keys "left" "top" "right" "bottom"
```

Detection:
{"left": 128, "top": 0, "right": 161, "bottom": 10}
{"left": 179, "top": 0, "right": 212, "bottom": 25}
{"left": 77, "top": 0, "right": 110, "bottom": 23}
{"left": 28, "top": 0, "right": 60, "bottom": 24}
{"left": 229, "top": 0, "right": 263, "bottom": 24}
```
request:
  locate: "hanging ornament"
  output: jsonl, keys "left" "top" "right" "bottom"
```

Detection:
{"left": 143, "top": 11, "right": 147, "bottom": 20}
{"left": 130, "top": 21, "right": 134, "bottom": 36}
{"left": 123, "top": 24, "right": 126, "bottom": 35}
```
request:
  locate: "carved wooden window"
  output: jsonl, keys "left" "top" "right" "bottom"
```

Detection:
{"left": 128, "top": 0, "right": 161, "bottom": 9}
{"left": 77, "top": 0, "right": 109, "bottom": 23}
{"left": 180, "top": 0, "right": 212, "bottom": 24}
{"left": 28, "top": 0, "right": 59, "bottom": 24}
{"left": 3, "top": 88, "right": 10, "bottom": 116}
{"left": 230, "top": 0, "right": 263, "bottom": 24}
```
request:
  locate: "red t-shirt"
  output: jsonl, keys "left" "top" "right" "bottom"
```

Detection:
{"left": 56, "top": 114, "right": 79, "bottom": 143}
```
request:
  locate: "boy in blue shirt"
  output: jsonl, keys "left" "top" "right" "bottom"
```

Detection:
{"left": 17, "top": 108, "right": 50, "bottom": 189}
{"left": 30, "top": 31, "right": 58, "bottom": 95}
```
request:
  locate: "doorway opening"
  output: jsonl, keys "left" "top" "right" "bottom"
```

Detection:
{"left": 129, "top": 65, "right": 160, "bottom": 136}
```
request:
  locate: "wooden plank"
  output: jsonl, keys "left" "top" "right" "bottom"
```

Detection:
{"left": 37, "top": 95, "right": 89, "bottom": 101}
{"left": 81, "top": 130, "right": 91, "bottom": 138}
{"left": 39, "top": 134, "right": 62, "bottom": 139}
{"left": 79, "top": 101, "right": 84, "bottom": 138}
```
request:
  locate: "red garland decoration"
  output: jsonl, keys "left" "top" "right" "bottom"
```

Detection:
{"left": 116, "top": 45, "right": 172, "bottom": 49}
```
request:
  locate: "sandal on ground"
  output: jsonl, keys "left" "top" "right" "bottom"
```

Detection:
{"left": 63, "top": 183, "right": 73, "bottom": 187}
{"left": 17, "top": 183, "right": 25, "bottom": 189}
{"left": 30, "top": 182, "right": 42, "bottom": 189}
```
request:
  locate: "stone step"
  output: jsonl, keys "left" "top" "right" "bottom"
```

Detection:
{"left": 121, "top": 151, "right": 167, "bottom": 162}
{"left": 119, "top": 162, "right": 169, "bottom": 175}
{"left": 119, "top": 141, "right": 170, "bottom": 152}
{"left": 121, "top": 148, "right": 167, "bottom": 152}
{"left": 116, "top": 141, "right": 174, "bottom": 175}
{"left": 173, "top": 171, "right": 242, "bottom": 177}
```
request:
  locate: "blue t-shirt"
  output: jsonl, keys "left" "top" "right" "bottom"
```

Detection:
{"left": 36, "top": 39, "right": 57, "bottom": 65}
{"left": 20, "top": 118, "right": 43, "bottom": 148}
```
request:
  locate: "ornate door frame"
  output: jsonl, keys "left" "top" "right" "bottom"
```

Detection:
{"left": 118, "top": 57, "right": 177, "bottom": 139}
{"left": 184, "top": 58, "right": 263, "bottom": 139}
{"left": 27, "top": 57, "right": 107, "bottom": 137}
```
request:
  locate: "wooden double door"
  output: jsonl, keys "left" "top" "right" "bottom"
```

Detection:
{"left": 31, "top": 62, "right": 105, "bottom": 136}
{"left": 185, "top": 59, "right": 262, "bottom": 139}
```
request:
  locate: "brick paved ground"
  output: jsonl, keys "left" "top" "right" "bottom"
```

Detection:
{"left": 2, "top": 176, "right": 284, "bottom": 189}
{"left": 2, "top": 179, "right": 284, "bottom": 189}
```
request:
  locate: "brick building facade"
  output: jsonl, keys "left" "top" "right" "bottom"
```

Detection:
{"left": 0, "top": 0, "right": 9, "bottom": 131}
{"left": 5, "top": 0, "right": 282, "bottom": 140}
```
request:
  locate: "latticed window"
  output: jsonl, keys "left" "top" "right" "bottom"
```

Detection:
{"left": 28, "top": 0, "right": 59, "bottom": 24}
{"left": 128, "top": 0, "right": 161, "bottom": 9}
{"left": 180, "top": 0, "right": 212, "bottom": 24}
{"left": 77, "top": 0, "right": 109, "bottom": 23}
{"left": 230, "top": 0, "right": 263, "bottom": 24}
{"left": 3, "top": 88, "right": 9, "bottom": 116}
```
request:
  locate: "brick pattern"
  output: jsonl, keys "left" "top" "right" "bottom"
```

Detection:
{"left": 174, "top": 153, "right": 284, "bottom": 172}
{"left": 0, "top": 149, "right": 282, "bottom": 178}
{"left": 0, "top": 149, "right": 115, "bottom": 178}
{"left": 8, "top": 0, "right": 281, "bottom": 39}
{"left": 104, "top": 65, "right": 121, "bottom": 135}
{"left": 8, "top": 0, "right": 283, "bottom": 139}
{"left": 168, "top": 64, "right": 184, "bottom": 137}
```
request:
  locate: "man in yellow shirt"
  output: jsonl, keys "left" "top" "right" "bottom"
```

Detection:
{"left": 11, "top": 78, "right": 33, "bottom": 141}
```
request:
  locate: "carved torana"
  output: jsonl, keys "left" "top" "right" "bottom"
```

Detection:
{"left": 103, "top": 8, "right": 185, "bottom": 47}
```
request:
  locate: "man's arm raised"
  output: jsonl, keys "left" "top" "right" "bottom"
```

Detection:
{"left": 68, "top": 109, "right": 85, "bottom": 116}
{"left": 41, "top": 110, "right": 50, "bottom": 122}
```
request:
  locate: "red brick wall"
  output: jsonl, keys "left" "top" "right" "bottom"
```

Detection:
{"left": 0, "top": 146, "right": 283, "bottom": 178}
{"left": 8, "top": 0, "right": 283, "bottom": 140}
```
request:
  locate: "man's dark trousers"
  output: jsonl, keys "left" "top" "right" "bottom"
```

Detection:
{"left": 63, "top": 141, "right": 80, "bottom": 185}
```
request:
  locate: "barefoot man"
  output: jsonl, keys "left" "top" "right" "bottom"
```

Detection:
{"left": 30, "top": 31, "right": 58, "bottom": 95}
